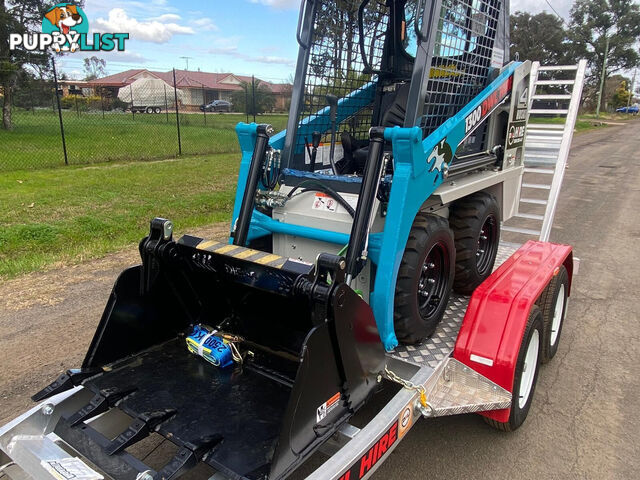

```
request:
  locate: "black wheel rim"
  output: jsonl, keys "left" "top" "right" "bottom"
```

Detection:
{"left": 417, "top": 242, "right": 449, "bottom": 318}
{"left": 477, "top": 214, "right": 498, "bottom": 275}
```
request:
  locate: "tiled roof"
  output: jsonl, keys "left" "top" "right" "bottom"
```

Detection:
{"left": 88, "top": 69, "right": 290, "bottom": 93}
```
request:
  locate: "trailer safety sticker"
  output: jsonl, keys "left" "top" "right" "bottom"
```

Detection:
{"left": 317, "top": 392, "right": 341, "bottom": 423}
{"left": 398, "top": 404, "right": 413, "bottom": 439}
{"left": 41, "top": 458, "right": 103, "bottom": 480}
{"left": 464, "top": 75, "right": 513, "bottom": 135}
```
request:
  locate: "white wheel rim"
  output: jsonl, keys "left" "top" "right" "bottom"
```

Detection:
{"left": 550, "top": 284, "right": 565, "bottom": 347}
{"left": 519, "top": 329, "right": 539, "bottom": 409}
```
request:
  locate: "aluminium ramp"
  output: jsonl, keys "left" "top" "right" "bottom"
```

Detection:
{"left": 502, "top": 60, "right": 587, "bottom": 242}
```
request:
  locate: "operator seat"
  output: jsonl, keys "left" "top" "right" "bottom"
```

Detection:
{"left": 338, "top": 83, "right": 410, "bottom": 174}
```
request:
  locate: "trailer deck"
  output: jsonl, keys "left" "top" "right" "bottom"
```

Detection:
{"left": 390, "top": 244, "right": 518, "bottom": 370}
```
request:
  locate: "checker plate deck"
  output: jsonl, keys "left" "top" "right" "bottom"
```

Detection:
{"left": 388, "top": 242, "right": 518, "bottom": 368}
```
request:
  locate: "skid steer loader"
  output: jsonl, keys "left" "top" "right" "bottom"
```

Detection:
{"left": 1, "top": 1, "right": 544, "bottom": 479}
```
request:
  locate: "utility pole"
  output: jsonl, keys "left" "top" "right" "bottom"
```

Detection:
{"left": 596, "top": 35, "right": 610, "bottom": 118}
{"left": 251, "top": 75, "right": 256, "bottom": 123}
{"left": 626, "top": 69, "right": 636, "bottom": 110}
{"left": 179, "top": 56, "right": 193, "bottom": 70}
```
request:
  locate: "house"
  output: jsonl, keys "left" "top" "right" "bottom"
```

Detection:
{"left": 56, "top": 80, "right": 95, "bottom": 97}
{"left": 83, "top": 69, "right": 291, "bottom": 112}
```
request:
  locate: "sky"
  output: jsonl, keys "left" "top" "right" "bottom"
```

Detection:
{"left": 57, "top": 0, "right": 576, "bottom": 82}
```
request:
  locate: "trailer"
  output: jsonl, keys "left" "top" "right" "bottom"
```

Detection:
{"left": 117, "top": 78, "right": 182, "bottom": 114}
{"left": 0, "top": 0, "right": 587, "bottom": 478}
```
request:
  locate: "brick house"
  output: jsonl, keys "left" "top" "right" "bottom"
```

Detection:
{"left": 86, "top": 69, "right": 291, "bottom": 112}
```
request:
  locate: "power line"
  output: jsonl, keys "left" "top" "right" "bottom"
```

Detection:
{"left": 544, "top": 0, "right": 568, "bottom": 25}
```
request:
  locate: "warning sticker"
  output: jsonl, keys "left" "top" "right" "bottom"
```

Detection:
{"left": 317, "top": 392, "right": 341, "bottom": 423}
{"left": 312, "top": 192, "right": 338, "bottom": 212}
{"left": 490, "top": 47, "right": 504, "bottom": 68}
{"left": 41, "top": 458, "right": 104, "bottom": 480}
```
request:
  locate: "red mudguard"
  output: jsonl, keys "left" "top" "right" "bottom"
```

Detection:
{"left": 453, "top": 241, "right": 573, "bottom": 422}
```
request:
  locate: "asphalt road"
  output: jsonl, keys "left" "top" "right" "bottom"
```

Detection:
{"left": 1, "top": 122, "right": 639, "bottom": 479}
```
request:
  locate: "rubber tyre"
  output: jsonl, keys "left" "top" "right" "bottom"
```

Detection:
{"left": 394, "top": 213, "right": 455, "bottom": 344}
{"left": 145, "top": 106, "right": 153, "bottom": 114}
{"left": 450, "top": 192, "right": 501, "bottom": 294}
{"left": 154, "top": 107, "right": 161, "bottom": 114}
{"left": 484, "top": 305, "right": 543, "bottom": 432}
{"left": 537, "top": 265, "right": 569, "bottom": 363}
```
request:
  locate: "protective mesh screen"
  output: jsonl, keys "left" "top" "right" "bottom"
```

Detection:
{"left": 420, "top": 0, "right": 502, "bottom": 138}
{"left": 295, "top": 0, "right": 389, "bottom": 157}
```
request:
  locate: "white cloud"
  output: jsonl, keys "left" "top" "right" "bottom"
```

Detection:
{"left": 192, "top": 17, "right": 218, "bottom": 32}
{"left": 208, "top": 44, "right": 294, "bottom": 66}
{"left": 92, "top": 51, "right": 148, "bottom": 64}
{"left": 148, "top": 13, "right": 182, "bottom": 22}
{"left": 258, "top": 56, "right": 296, "bottom": 65}
{"left": 511, "top": 0, "right": 574, "bottom": 20}
{"left": 85, "top": 0, "right": 177, "bottom": 16}
{"left": 68, "top": 69, "right": 84, "bottom": 80}
{"left": 248, "top": 0, "right": 301, "bottom": 9}
{"left": 93, "top": 8, "right": 194, "bottom": 43}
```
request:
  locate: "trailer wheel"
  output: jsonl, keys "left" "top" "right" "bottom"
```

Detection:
{"left": 146, "top": 106, "right": 154, "bottom": 114}
{"left": 537, "top": 265, "right": 569, "bottom": 363}
{"left": 485, "top": 305, "right": 543, "bottom": 432}
{"left": 450, "top": 192, "right": 500, "bottom": 294}
{"left": 154, "top": 107, "right": 161, "bottom": 114}
{"left": 394, "top": 213, "right": 454, "bottom": 344}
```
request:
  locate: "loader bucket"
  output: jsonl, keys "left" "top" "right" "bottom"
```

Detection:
{"left": 39, "top": 219, "right": 385, "bottom": 480}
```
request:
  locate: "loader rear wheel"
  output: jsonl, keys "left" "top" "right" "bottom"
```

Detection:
{"left": 450, "top": 192, "right": 500, "bottom": 294}
{"left": 394, "top": 213, "right": 454, "bottom": 344}
{"left": 484, "top": 304, "right": 543, "bottom": 432}
{"left": 537, "top": 265, "right": 569, "bottom": 363}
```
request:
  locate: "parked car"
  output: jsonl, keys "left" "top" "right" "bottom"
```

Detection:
{"left": 616, "top": 105, "right": 639, "bottom": 114}
{"left": 200, "top": 100, "right": 232, "bottom": 112}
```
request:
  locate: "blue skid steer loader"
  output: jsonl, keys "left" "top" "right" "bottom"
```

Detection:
{"left": 3, "top": 1, "right": 541, "bottom": 479}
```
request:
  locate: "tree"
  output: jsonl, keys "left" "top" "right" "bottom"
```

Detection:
{"left": 231, "top": 80, "right": 276, "bottom": 115}
{"left": 0, "top": 1, "right": 68, "bottom": 129}
{"left": 611, "top": 78, "right": 631, "bottom": 108}
{"left": 510, "top": 11, "right": 572, "bottom": 64}
{"left": 83, "top": 56, "right": 106, "bottom": 81}
{"left": 568, "top": 0, "right": 640, "bottom": 111}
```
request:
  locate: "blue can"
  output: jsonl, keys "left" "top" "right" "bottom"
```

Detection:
{"left": 186, "top": 325, "right": 234, "bottom": 368}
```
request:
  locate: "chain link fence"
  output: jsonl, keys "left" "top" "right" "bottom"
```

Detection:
{"left": 0, "top": 65, "right": 289, "bottom": 172}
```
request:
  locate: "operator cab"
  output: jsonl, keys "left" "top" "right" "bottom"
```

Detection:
{"left": 281, "top": 0, "right": 509, "bottom": 179}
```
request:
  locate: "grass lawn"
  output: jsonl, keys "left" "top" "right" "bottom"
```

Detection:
{"left": 0, "top": 110, "right": 288, "bottom": 171}
{"left": 529, "top": 113, "right": 637, "bottom": 132}
{"left": 0, "top": 154, "right": 240, "bottom": 278}
{"left": 1, "top": 110, "right": 635, "bottom": 279}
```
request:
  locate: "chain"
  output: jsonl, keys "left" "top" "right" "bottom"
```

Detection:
{"left": 384, "top": 366, "right": 433, "bottom": 415}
